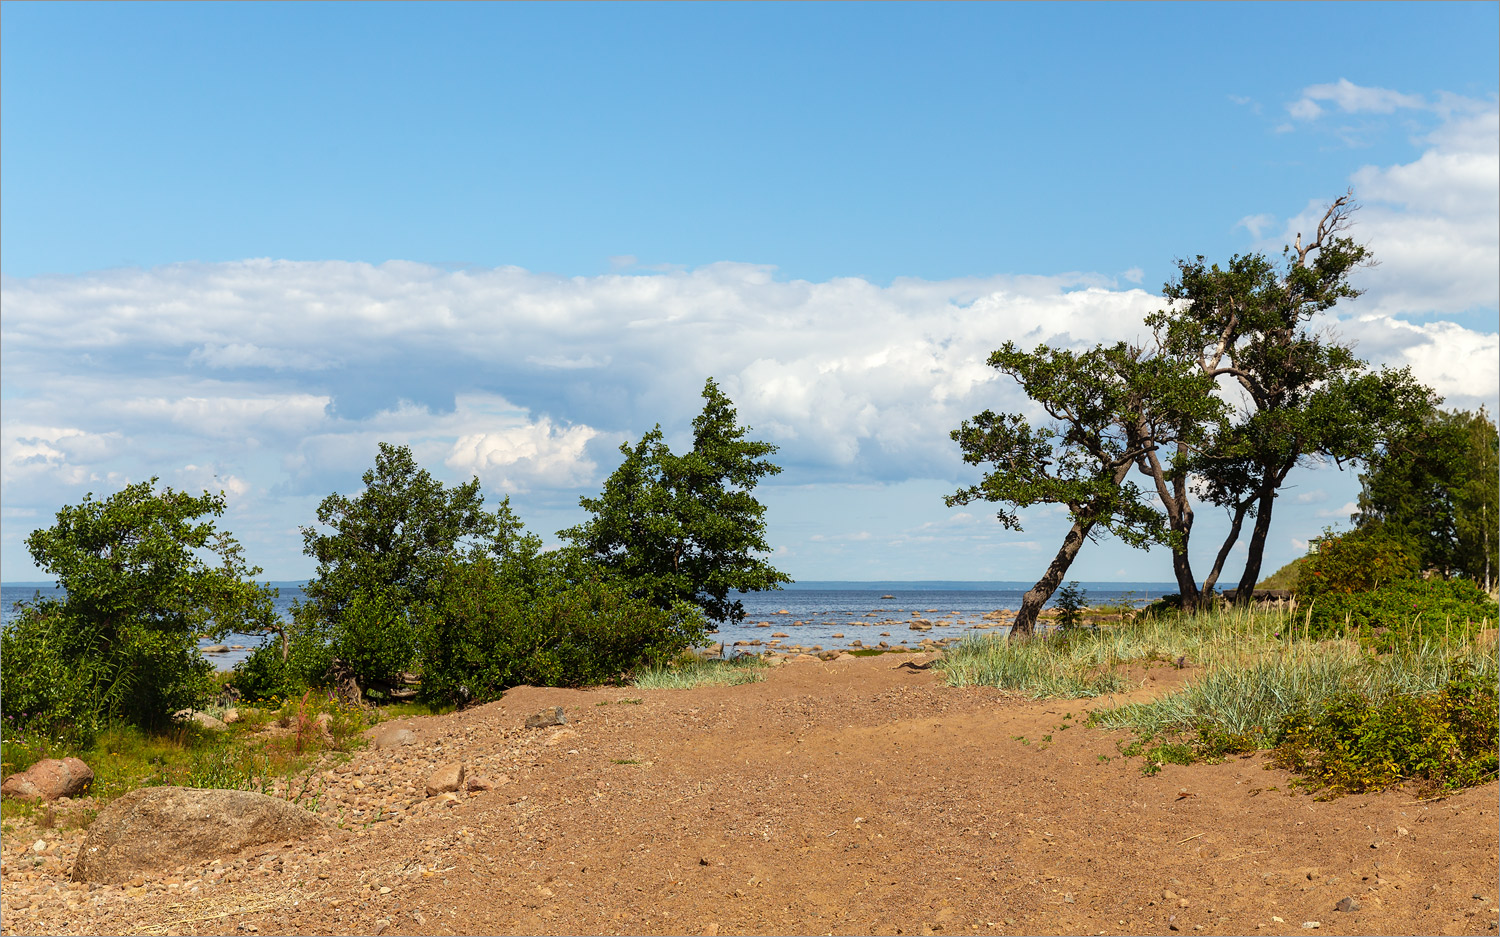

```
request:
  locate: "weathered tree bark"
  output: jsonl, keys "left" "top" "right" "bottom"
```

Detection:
{"left": 1012, "top": 517, "right": 1097, "bottom": 637}
{"left": 1135, "top": 441, "right": 1201, "bottom": 610}
{"left": 1200, "top": 500, "right": 1251, "bottom": 603}
{"left": 1233, "top": 477, "right": 1281, "bottom": 603}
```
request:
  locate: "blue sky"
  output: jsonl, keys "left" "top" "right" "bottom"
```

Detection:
{"left": 3, "top": 2, "right": 1497, "bottom": 583}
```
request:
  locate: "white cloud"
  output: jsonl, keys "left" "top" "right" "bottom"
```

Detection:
{"left": 1236, "top": 213, "right": 1278, "bottom": 239}
{"left": 447, "top": 417, "right": 599, "bottom": 493}
{"left": 1288, "top": 78, "right": 1426, "bottom": 121}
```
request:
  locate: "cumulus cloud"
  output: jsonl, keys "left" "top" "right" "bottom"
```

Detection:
{"left": 1249, "top": 89, "right": 1499, "bottom": 409}
{"left": 2, "top": 82, "right": 1493, "bottom": 578}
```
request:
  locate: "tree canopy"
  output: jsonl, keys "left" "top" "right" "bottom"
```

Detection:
{"left": 563, "top": 378, "right": 790, "bottom": 628}
{"left": 4, "top": 481, "right": 275, "bottom": 737}
{"left": 1355, "top": 407, "right": 1499, "bottom": 589}
{"left": 298, "top": 442, "right": 532, "bottom": 686}
{"left": 947, "top": 342, "right": 1166, "bottom": 634}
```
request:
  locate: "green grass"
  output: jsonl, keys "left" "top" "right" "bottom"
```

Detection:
{"left": 630, "top": 656, "right": 769, "bottom": 689}
{"left": 938, "top": 603, "right": 1499, "bottom": 794}
{"left": 939, "top": 605, "right": 1289, "bottom": 698}
{"left": 1, "top": 691, "right": 385, "bottom": 822}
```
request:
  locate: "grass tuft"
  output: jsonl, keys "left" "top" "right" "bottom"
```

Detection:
{"left": 630, "top": 656, "right": 768, "bottom": 689}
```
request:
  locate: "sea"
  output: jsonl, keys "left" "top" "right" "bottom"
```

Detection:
{"left": 1, "top": 580, "right": 1175, "bottom": 671}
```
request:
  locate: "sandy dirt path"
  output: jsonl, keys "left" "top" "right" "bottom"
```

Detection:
{"left": 3, "top": 653, "right": 1496, "bottom": 936}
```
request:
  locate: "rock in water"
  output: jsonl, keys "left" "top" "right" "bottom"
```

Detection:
{"left": 1, "top": 757, "right": 93, "bottom": 801}
{"left": 72, "top": 787, "right": 327, "bottom": 883}
{"left": 525, "top": 706, "right": 567, "bottom": 728}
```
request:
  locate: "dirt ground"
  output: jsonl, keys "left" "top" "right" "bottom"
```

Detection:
{"left": 3, "top": 653, "right": 1496, "bottom": 937}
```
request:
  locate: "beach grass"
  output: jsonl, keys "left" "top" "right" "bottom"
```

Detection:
{"left": 938, "top": 603, "right": 1498, "bottom": 788}
{"left": 630, "top": 655, "right": 769, "bottom": 690}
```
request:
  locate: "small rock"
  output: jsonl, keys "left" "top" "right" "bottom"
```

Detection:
{"left": 1301, "top": 922, "right": 1320, "bottom": 930}
{"left": 201, "top": 645, "right": 230, "bottom": 654}
{"left": 465, "top": 775, "right": 495, "bottom": 792}
{"left": 425, "top": 762, "right": 466, "bottom": 797}
{"left": 1334, "top": 897, "right": 1361, "bottom": 913}
{"left": 364, "top": 723, "right": 417, "bottom": 749}
{"left": 525, "top": 707, "right": 567, "bottom": 728}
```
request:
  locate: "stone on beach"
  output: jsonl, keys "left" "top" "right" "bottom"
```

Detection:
{"left": 526, "top": 706, "right": 567, "bottom": 728}
{"left": 1, "top": 757, "right": 94, "bottom": 802}
{"left": 72, "top": 787, "right": 327, "bottom": 883}
{"left": 425, "top": 762, "right": 466, "bottom": 797}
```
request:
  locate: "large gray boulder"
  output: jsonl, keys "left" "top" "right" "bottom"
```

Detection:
{"left": 72, "top": 787, "right": 328, "bottom": 883}
{"left": 1, "top": 757, "right": 93, "bottom": 801}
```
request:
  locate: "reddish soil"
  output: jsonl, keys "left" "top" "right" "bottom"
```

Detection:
{"left": 3, "top": 653, "right": 1496, "bottom": 936}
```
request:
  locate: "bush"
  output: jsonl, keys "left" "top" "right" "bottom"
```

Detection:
{"left": 3, "top": 482, "right": 277, "bottom": 743}
{"left": 1302, "top": 578, "right": 1498, "bottom": 651}
{"left": 1053, "top": 581, "right": 1089, "bottom": 630}
{"left": 230, "top": 624, "right": 335, "bottom": 704}
{"left": 324, "top": 588, "right": 416, "bottom": 690}
{"left": 1298, "top": 524, "right": 1420, "bottom": 599}
{"left": 415, "top": 558, "right": 709, "bottom": 706}
{"left": 1273, "top": 665, "right": 1498, "bottom": 796}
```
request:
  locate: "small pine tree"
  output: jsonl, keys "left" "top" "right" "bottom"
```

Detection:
{"left": 1054, "top": 581, "right": 1089, "bottom": 631}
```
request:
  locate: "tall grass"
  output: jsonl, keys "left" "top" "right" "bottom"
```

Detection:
{"left": 937, "top": 602, "right": 1498, "bottom": 774}
{"left": 939, "top": 604, "right": 1287, "bottom": 698}
{"left": 1094, "top": 633, "right": 1497, "bottom": 740}
{"left": 630, "top": 656, "right": 768, "bottom": 690}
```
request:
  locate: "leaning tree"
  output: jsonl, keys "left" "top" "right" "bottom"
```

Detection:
{"left": 948, "top": 341, "right": 1168, "bottom": 635}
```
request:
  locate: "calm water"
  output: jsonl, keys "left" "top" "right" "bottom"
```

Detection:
{"left": 2, "top": 580, "right": 1174, "bottom": 670}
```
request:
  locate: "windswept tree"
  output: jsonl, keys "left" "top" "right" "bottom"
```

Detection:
{"left": 563, "top": 378, "right": 791, "bottom": 628}
{"left": 948, "top": 342, "right": 1165, "bottom": 635}
{"left": 1150, "top": 191, "right": 1436, "bottom": 601}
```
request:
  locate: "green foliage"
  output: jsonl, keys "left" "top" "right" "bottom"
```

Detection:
{"left": 1053, "top": 581, "right": 1089, "bottom": 631}
{"left": 414, "top": 557, "right": 709, "bottom": 706}
{"left": 563, "top": 378, "right": 790, "bottom": 628}
{"left": 1273, "top": 666, "right": 1498, "bottom": 796}
{"left": 1356, "top": 407, "right": 1499, "bottom": 587}
{"left": 229, "top": 622, "right": 335, "bottom": 703}
{"left": 1301, "top": 578, "right": 1498, "bottom": 652}
{"left": 947, "top": 342, "right": 1165, "bottom": 545}
{"left": 2, "top": 481, "right": 276, "bottom": 743}
{"left": 1149, "top": 194, "right": 1440, "bottom": 597}
{"left": 298, "top": 442, "right": 533, "bottom": 687}
{"left": 1297, "top": 525, "right": 1420, "bottom": 599}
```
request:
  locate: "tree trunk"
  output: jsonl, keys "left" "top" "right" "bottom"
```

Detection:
{"left": 1012, "top": 517, "right": 1096, "bottom": 637}
{"left": 1201, "top": 500, "right": 1251, "bottom": 601}
{"left": 1134, "top": 440, "right": 1200, "bottom": 610}
{"left": 1233, "top": 478, "right": 1280, "bottom": 603}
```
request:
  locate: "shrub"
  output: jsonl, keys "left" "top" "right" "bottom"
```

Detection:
{"left": 1053, "top": 581, "right": 1089, "bottom": 631}
{"left": 1302, "top": 578, "right": 1497, "bottom": 651}
{"left": 230, "top": 622, "right": 336, "bottom": 703}
{"left": 415, "top": 558, "right": 709, "bottom": 706}
{"left": 1298, "top": 524, "right": 1420, "bottom": 599}
{"left": 2, "top": 482, "right": 277, "bottom": 743}
{"left": 1273, "top": 665, "right": 1498, "bottom": 796}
